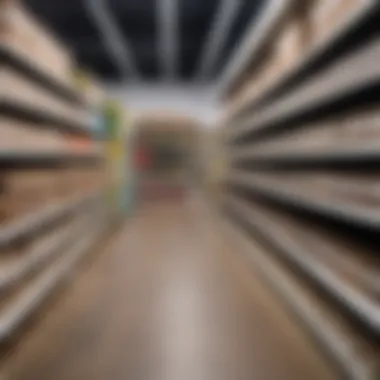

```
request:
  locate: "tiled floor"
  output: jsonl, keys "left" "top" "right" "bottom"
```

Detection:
{"left": 1, "top": 197, "right": 337, "bottom": 380}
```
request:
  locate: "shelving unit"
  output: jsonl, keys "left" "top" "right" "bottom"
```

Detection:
{"left": 228, "top": 171, "right": 380, "bottom": 230}
{"left": 220, "top": 0, "right": 297, "bottom": 98}
{"left": 0, "top": 45, "right": 86, "bottom": 107}
{"left": 220, "top": 207, "right": 379, "bottom": 380}
{"left": 0, "top": 99, "right": 94, "bottom": 137}
{"left": 0, "top": 151, "right": 103, "bottom": 170}
{"left": 225, "top": 195, "right": 380, "bottom": 331}
{"left": 0, "top": 212, "right": 94, "bottom": 292}
{"left": 226, "top": 0, "right": 379, "bottom": 121}
{"left": 0, "top": 191, "right": 100, "bottom": 249}
{"left": 0, "top": 218, "right": 104, "bottom": 340}
{"left": 232, "top": 143, "right": 380, "bottom": 168}
{"left": 220, "top": 1, "right": 380, "bottom": 378}
{"left": 0, "top": 1, "right": 123, "bottom": 342}
{"left": 229, "top": 37, "right": 380, "bottom": 142}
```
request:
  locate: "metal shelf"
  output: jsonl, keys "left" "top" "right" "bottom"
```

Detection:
{"left": 228, "top": 0, "right": 379, "bottom": 121}
{"left": 228, "top": 171, "right": 380, "bottom": 231}
{"left": 0, "top": 45, "right": 86, "bottom": 108}
{"left": 0, "top": 150, "right": 104, "bottom": 170}
{"left": 0, "top": 208, "right": 95, "bottom": 292}
{"left": 0, "top": 219, "right": 106, "bottom": 341}
{"left": 0, "top": 191, "right": 101, "bottom": 249}
{"left": 231, "top": 143, "right": 380, "bottom": 169}
{"left": 0, "top": 100, "right": 96, "bottom": 138}
{"left": 220, "top": 208, "right": 378, "bottom": 380}
{"left": 229, "top": 38, "right": 380, "bottom": 143}
{"left": 226, "top": 195, "right": 380, "bottom": 335}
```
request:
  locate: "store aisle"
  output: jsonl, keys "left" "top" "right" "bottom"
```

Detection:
{"left": 1, "top": 197, "right": 336, "bottom": 380}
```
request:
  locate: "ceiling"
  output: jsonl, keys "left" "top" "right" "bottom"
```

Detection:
{"left": 23, "top": 0, "right": 265, "bottom": 83}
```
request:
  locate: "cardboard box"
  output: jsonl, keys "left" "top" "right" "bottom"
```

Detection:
{"left": 340, "top": 108, "right": 380, "bottom": 142}
{"left": 0, "top": 170, "right": 61, "bottom": 222}
{"left": 228, "top": 3, "right": 315, "bottom": 115}
{"left": 0, "top": 0, "right": 14, "bottom": 33}
{"left": 1, "top": 69, "right": 87, "bottom": 126}
{"left": 277, "top": 18, "right": 310, "bottom": 71}
{"left": 1, "top": 1, "right": 73, "bottom": 83}
{"left": 253, "top": 106, "right": 380, "bottom": 154}
{"left": 56, "top": 166, "right": 106, "bottom": 198}
{"left": 228, "top": 50, "right": 281, "bottom": 115}
{"left": 0, "top": 119, "right": 65, "bottom": 151}
{"left": 84, "top": 82, "right": 105, "bottom": 108}
{"left": 312, "top": 0, "right": 367, "bottom": 43}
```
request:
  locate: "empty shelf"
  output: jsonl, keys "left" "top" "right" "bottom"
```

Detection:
{"left": 232, "top": 143, "right": 380, "bottom": 168}
{"left": 0, "top": 207, "right": 98, "bottom": 293}
{"left": 0, "top": 100, "right": 97, "bottom": 138}
{"left": 228, "top": 171, "right": 380, "bottom": 230}
{"left": 0, "top": 150, "right": 104, "bottom": 170}
{"left": 230, "top": 38, "right": 380, "bottom": 142}
{"left": 0, "top": 45, "right": 86, "bottom": 108}
{"left": 219, "top": 0, "right": 296, "bottom": 97}
{"left": 220, "top": 206, "right": 380, "bottom": 380}
{"left": 225, "top": 195, "right": 380, "bottom": 333}
{"left": 0, "top": 190, "right": 101, "bottom": 249}
{"left": 0, "top": 219, "right": 105, "bottom": 341}
{"left": 228, "top": 0, "right": 378, "bottom": 121}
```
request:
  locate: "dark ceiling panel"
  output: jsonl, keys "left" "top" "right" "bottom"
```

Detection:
{"left": 24, "top": 0, "right": 101, "bottom": 45}
{"left": 180, "top": 38, "right": 205, "bottom": 79}
{"left": 110, "top": 0, "right": 156, "bottom": 35}
{"left": 22, "top": 0, "right": 263, "bottom": 82}
{"left": 179, "top": 0, "right": 219, "bottom": 78}
{"left": 65, "top": 37, "right": 120, "bottom": 82}
{"left": 131, "top": 38, "right": 160, "bottom": 78}
{"left": 109, "top": 0, "right": 158, "bottom": 78}
{"left": 24, "top": 0, "right": 106, "bottom": 77}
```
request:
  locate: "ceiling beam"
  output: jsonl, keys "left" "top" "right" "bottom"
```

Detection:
{"left": 158, "top": 0, "right": 178, "bottom": 79}
{"left": 196, "top": 0, "right": 243, "bottom": 80}
{"left": 84, "top": 0, "right": 139, "bottom": 80}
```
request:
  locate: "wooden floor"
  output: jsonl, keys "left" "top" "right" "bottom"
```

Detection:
{"left": 0, "top": 196, "right": 337, "bottom": 380}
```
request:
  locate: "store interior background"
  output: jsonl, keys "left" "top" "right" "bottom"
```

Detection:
{"left": 1, "top": 0, "right": 380, "bottom": 379}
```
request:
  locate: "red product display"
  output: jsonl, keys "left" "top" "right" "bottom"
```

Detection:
{"left": 135, "top": 144, "right": 152, "bottom": 172}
